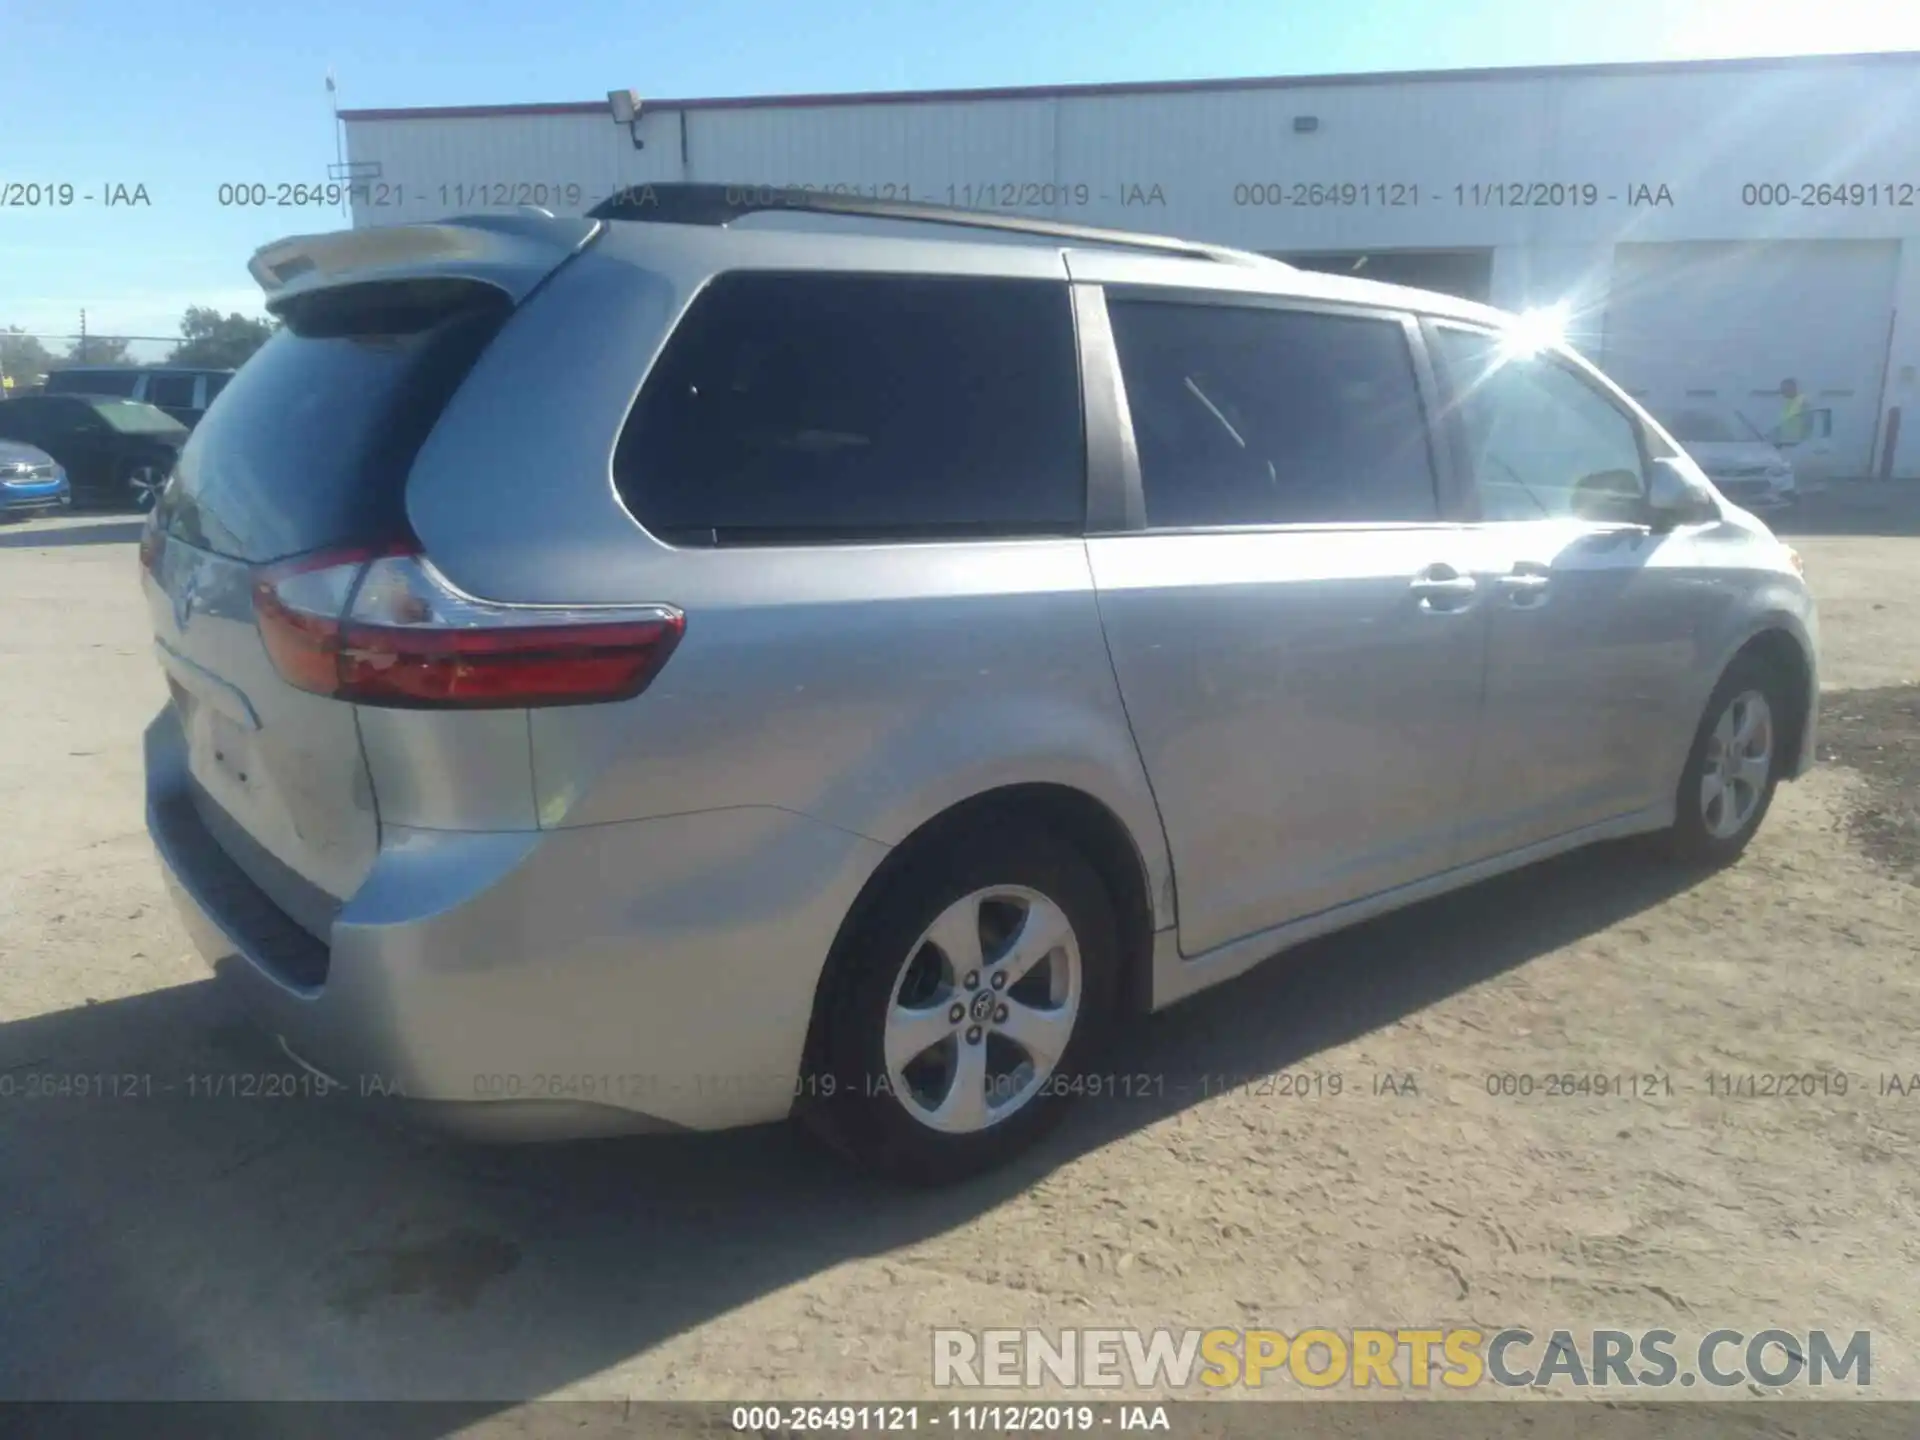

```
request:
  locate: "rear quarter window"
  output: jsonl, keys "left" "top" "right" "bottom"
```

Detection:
{"left": 613, "top": 272, "right": 1086, "bottom": 545}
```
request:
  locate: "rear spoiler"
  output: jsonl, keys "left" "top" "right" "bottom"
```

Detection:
{"left": 248, "top": 213, "right": 603, "bottom": 316}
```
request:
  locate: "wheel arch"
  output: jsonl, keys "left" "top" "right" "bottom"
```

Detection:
{"left": 1721, "top": 622, "right": 1817, "bottom": 781}
{"left": 797, "top": 782, "right": 1161, "bottom": 1102}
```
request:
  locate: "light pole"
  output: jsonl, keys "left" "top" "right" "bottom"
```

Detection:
{"left": 327, "top": 70, "right": 346, "bottom": 220}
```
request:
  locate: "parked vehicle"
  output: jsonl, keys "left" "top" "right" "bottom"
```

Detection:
{"left": 44, "top": 366, "right": 236, "bottom": 429}
{"left": 141, "top": 188, "right": 1819, "bottom": 1184}
{"left": 0, "top": 395, "right": 186, "bottom": 510}
{"left": 0, "top": 438, "right": 70, "bottom": 519}
{"left": 1658, "top": 406, "right": 1798, "bottom": 509}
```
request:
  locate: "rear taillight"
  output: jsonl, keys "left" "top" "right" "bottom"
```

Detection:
{"left": 137, "top": 519, "right": 166, "bottom": 578}
{"left": 251, "top": 545, "right": 683, "bottom": 708}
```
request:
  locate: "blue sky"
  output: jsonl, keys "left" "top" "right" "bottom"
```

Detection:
{"left": 3, "top": 0, "right": 1917, "bottom": 358}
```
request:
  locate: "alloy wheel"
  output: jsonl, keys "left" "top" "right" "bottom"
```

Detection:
{"left": 1701, "top": 688, "right": 1773, "bottom": 839}
{"left": 883, "top": 885, "right": 1082, "bottom": 1134}
{"left": 127, "top": 464, "right": 168, "bottom": 512}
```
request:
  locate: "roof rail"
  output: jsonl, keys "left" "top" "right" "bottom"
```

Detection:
{"left": 585, "top": 182, "right": 1286, "bottom": 269}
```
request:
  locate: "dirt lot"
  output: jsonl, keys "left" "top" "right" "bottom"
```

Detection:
{"left": 2, "top": 490, "right": 1918, "bottom": 1416}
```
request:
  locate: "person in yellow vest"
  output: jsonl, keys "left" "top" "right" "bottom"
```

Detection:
{"left": 1776, "top": 378, "right": 1809, "bottom": 446}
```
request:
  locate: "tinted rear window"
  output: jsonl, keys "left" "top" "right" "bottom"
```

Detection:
{"left": 155, "top": 281, "right": 510, "bottom": 563}
{"left": 614, "top": 272, "right": 1085, "bottom": 544}
{"left": 95, "top": 400, "right": 188, "bottom": 436}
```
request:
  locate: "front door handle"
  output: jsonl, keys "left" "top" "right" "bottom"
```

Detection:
{"left": 1410, "top": 565, "right": 1478, "bottom": 611}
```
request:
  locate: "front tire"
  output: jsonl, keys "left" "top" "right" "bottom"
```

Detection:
{"left": 801, "top": 825, "right": 1119, "bottom": 1185}
{"left": 1662, "top": 653, "right": 1788, "bottom": 867}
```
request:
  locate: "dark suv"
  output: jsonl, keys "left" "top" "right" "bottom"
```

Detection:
{"left": 44, "top": 367, "right": 236, "bottom": 429}
{"left": 0, "top": 395, "right": 187, "bottom": 509}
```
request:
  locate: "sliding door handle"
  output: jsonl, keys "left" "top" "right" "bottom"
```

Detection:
{"left": 1496, "top": 563, "right": 1553, "bottom": 608}
{"left": 1410, "top": 566, "right": 1478, "bottom": 611}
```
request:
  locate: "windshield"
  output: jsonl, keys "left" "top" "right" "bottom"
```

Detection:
{"left": 90, "top": 399, "right": 189, "bottom": 437}
{"left": 1661, "top": 407, "right": 1761, "bottom": 444}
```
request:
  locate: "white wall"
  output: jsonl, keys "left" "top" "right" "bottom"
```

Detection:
{"left": 342, "top": 55, "right": 1920, "bottom": 476}
{"left": 1599, "top": 240, "right": 1902, "bottom": 476}
{"left": 343, "top": 58, "right": 1920, "bottom": 246}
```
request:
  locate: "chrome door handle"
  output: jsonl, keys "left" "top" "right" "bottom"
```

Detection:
{"left": 1410, "top": 568, "right": 1478, "bottom": 611}
{"left": 1496, "top": 565, "right": 1552, "bottom": 608}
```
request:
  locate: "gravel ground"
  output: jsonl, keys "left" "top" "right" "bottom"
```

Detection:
{"left": 1, "top": 491, "right": 1917, "bottom": 1418}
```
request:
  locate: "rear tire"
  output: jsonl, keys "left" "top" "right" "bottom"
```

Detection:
{"left": 1661, "top": 652, "right": 1788, "bottom": 868}
{"left": 122, "top": 461, "right": 167, "bottom": 513}
{"left": 800, "top": 824, "right": 1119, "bottom": 1186}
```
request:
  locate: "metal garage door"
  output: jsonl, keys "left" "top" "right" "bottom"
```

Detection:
{"left": 1601, "top": 241, "right": 1899, "bottom": 479}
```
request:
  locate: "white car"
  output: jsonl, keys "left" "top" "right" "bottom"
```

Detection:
{"left": 1658, "top": 406, "right": 1797, "bottom": 509}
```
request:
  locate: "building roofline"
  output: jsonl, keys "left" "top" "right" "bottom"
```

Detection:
{"left": 338, "top": 49, "right": 1920, "bottom": 122}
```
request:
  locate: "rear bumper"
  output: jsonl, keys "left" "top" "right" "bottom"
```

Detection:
{"left": 145, "top": 708, "right": 889, "bottom": 1138}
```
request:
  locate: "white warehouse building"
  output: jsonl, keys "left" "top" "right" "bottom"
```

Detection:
{"left": 340, "top": 49, "right": 1920, "bottom": 479}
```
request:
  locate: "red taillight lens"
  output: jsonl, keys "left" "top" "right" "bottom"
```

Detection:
{"left": 251, "top": 546, "right": 684, "bottom": 709}
{"left": 337, "top": 617, "right": 683, "bottom": 706}
{"left": 251, "top": 546, "right": 385, "bottom": 695}
{"left": 254, "top": 576, "right": 349, "bottom": 694}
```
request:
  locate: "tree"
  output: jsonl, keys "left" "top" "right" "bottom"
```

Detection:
{"left": 168, "top": 307, "right": 277, "bottom": 369}
{"left": 0, "top": 327, "right": 57, "bottom": 390}
{"left": 63, "top": 335, "right": 134, "bottom": 366}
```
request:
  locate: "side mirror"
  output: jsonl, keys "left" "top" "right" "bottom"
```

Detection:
{"left": 1647, "top": 457, "right": 1717, "bottom": 530}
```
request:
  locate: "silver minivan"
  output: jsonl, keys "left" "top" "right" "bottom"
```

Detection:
{"left": 142, "top": 188, "right": 1818, "bottom": 1183}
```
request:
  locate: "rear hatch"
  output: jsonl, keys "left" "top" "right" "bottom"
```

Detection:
{"left": 141, "top": 215, "right": 599, "bottom": 935}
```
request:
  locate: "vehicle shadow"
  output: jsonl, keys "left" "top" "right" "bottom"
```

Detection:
{"left": 0, "top": 839, "right": 1701, "bottom": 1416}
{"left": 0, "top": 518, "right": 145, "bottom": 549}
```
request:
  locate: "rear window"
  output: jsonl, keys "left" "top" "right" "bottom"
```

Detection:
{"left": 95, "top": 400, "right": 188, "bottom": 436}
{"left": 46, "top": 369, "right": 139, "bottom": 399}
{"left": 613, "top": 272, "right": 1085, "bottom": 545}
{"left": 155, "top": 281, "right": 511, "bottom": 563}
